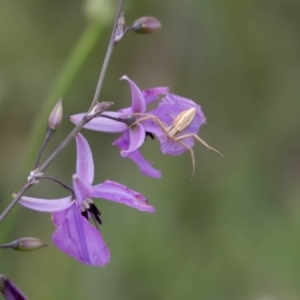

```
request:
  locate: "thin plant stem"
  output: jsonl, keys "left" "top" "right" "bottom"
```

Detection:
{"left": 39, "top": 116, "right": 87, "bottom": 172}
{"left": 88, "top": 0, "right": 124, "bottom": 110}
{"left": 23, "top": 22, "right": 104, "bottom": 173}
{"left": 0, "top": 0, "right": 125, "bottom": 224}
{"left": 0, "top": 183, "right": 31, "bottom": 225}
{"left": 34, "top": 129, "right": 55, "bottom": 169}
{"left": 40, "top": 175, "right": 74, "bottom": 194}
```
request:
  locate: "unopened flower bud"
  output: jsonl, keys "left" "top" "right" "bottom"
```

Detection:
{"left": 130, "top": 16, "right": 162, "bottom": 34}
{"left": 0, "top": 275, "right": 27, "bottom": 300}
{"left": 48, "top": 98, "right": 63, "bottom": 131}
{"left": 0, "top": 237, "right": 48, "bottom": 252}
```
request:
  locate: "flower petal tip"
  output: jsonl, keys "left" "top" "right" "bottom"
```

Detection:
{"left": 148, "top": 206, "right": 156, "bottom": 213}
{"left": 120, "top": 75, "right": 129, "bottom": 81}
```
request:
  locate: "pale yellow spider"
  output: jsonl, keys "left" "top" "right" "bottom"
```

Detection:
{"left": 127, "top": 107, "right": 223, "bottom": 179}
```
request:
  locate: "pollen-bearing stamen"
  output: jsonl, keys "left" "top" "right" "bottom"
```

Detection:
{"left": 81, "top": 199, "right": 102, "bottom": 225}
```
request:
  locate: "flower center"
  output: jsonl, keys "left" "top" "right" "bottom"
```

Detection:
{"left": 81, "top": 199, "right": 102, "bottom": 225}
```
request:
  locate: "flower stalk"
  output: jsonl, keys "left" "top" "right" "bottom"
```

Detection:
{"left": 0, "top": 0, "right": 125, "bottom": 224}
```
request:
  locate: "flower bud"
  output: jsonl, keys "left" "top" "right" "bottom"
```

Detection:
{"left": 48, "top": 98, "right": 63, "bottom": 131}
{"left": 0, "top": 237, "right": 48, "bottom": 252}
{"left": 0, "top": 275, "right": 27, "bottom": 300}
{"left": 130, "top": 16, "right": 162, "bottom": 34}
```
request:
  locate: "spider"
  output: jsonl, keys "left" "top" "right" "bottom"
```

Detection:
{"left": 127, "top": 107, "right": 223, "bottom": 179}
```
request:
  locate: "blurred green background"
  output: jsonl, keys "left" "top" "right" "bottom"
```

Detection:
{"left": 1, "top": 0, "right": 300, "bottom": 299}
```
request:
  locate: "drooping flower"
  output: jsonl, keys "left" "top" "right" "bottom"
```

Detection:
{"left": 0, "top": 275, "right": 27, "bottom": 300}
{"left": 19, "top": 133, "right": 154, "bottom": 266}
{"left": 143, "top": 93, "right": 222, "bottom": 178}
{"left": 69, "top": 76, "right": 216, "bottom": 178}
{"left": 69, "top": 75, "right": 169, "bottom": 178}
{"left": 145, "top": 93, "right": 207, "bottom": 155}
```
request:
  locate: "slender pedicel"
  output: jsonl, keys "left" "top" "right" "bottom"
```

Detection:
{"left": 0, "top": 0, "right": 125, "bottom": 224}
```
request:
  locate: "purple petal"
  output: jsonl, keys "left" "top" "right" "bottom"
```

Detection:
{"left": 19, "top": 196, "right": 73, "bottom": 212}
{"left": 73, "top": 174, "right": 94, "bottom": 205}
{"left": 159, "top": 134, "right": 194, "bottom": 155}
{"left": 118, "top": 106, "right": 132, "bottom": 114}
{"left": 91, "top": 180, "right": 155, "bottom": 213}
{"left": 122, "top": 123, "right": 145, "bottom": 153}
{"left": 148, "top": 94, "right": 206, "bottom": 155}
{"left": 112, "top": 131, "right": 130, "bottom": 151}
{"left": 112, "top": 132, "right": 160, "bottom": 178}
{"left": 126, "top": 150, "right": 161, "bottom": 178}
{"left": 121, "top": 75, "right": 146, "bottom": 113}
{"left": 52, "top": 205, "right": 110, "bottom": 266}
{"left": 52, "top": 209, "right": 68, "bottom": 227}
{"left": 75, "top": 134, "right": 94, "bottom": 184}
{"left": 151, "top": 93, "right": 206, "bottom": 131}
{"left": 69, "top": 112, "right": 128, "bottom": 133}
{"left": 0, "top": 275, "right": 27, "bottom": 300}
{"left": 140, "top": 117, "right": 165, "bottom": 137}
{"left": 162, "top": 93, "right": 200, "bottom": 108}
{"left": 143, "top": 87, "right": 169, "bottom": 104}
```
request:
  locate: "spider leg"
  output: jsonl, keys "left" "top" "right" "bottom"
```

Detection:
{"left": 130, "top": 115, "right": 158, "bottom": 127}
{"left": 129, "top": 113, "right": 170, "bottom": 135}
{"left": 176, "top": 133, "right": 223, "bottom": 157}
{"left": 176, "top": 139, "right": 196, "bottom": 180}
{"left": 166, "top": 113, "right": 176, "bottom": 120}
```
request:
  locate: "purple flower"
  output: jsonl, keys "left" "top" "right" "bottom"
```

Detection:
{"left": 146, "top": 93, "right": 206, "bottom": 155}
{"left": 0, "top": 275, "right": 27, "bottom": 300}
{"left": 69, "top": 76, "right": 211, "bottom": 178}
{"left": 69, "top": 75, "right": 169, "bottom": 179}
{"left": 19, "top": 133, "right": 154, "bottom": 266}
